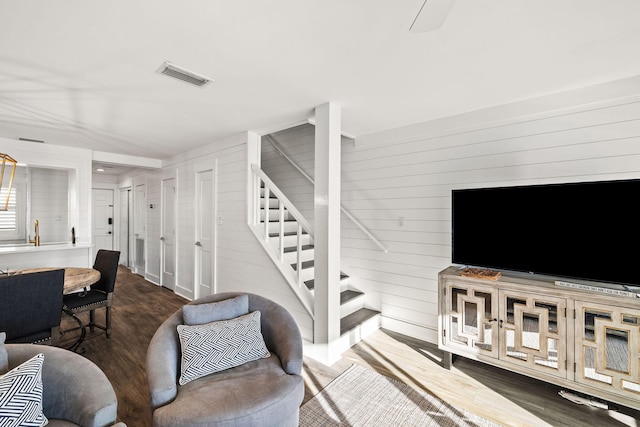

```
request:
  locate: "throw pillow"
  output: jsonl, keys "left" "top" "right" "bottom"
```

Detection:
{"left": 177, "top": 310, "right": 270, "bottom": 385}
{"left": 182, "top": 294, "right": 249, "bottom": 325}
{"left": 0, "top": 332, "right": 7, "bottom": 374}
{"left": 0, "top": 353, "right": 48, "bottom": 427}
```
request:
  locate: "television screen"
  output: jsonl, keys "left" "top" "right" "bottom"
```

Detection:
{"left": 451, "top": 179, "right": 640, "bottom": 286}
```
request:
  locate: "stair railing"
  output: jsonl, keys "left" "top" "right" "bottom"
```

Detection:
{"left": 264, "top": 135, "right": 388, "bottom": 253}
{"left": 250, "top": 164, "right": 314, "bottom": 317}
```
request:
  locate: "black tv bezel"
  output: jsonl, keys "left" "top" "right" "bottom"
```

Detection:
{"left": 451, "top": 178, "right": 640, "bottom": 287}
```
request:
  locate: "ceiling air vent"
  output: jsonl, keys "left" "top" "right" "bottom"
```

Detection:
{"left": 155, "top": 61, "right": 213, "bottom": 87}
{"left": 18, "top": 137, "right": 45, "bottom": 143}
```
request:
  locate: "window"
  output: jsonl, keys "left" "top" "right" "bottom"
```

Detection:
{"left": 0, "top": 184, "right": 25, "bottom": 241}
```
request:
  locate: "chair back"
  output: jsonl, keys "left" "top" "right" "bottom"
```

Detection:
{"left": 92, "top": 250, "right": 120, "bottom": 293}
{"left": 0, "top": 269, "right": 65, "bottom": 343}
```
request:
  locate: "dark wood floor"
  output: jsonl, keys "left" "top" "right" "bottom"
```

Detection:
{"left": 59, "top": 266, "right": 187, "bottom": 426}
{"left": 61, "top": 267, "right": 640, "bottom": 427}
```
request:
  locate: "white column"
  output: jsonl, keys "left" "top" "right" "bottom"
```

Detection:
{"left": 246, "top": 131, "right": 260, "bottom": 225}
{"left": 313, "top": 103, "right": 341, "bottom": 352}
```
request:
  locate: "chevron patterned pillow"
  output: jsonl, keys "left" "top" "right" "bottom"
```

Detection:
{"left": 0, "top": 353, "right": 47, "bottom": 427}
{"left": 177, "top": 310, "right": 271, "bottom": 385}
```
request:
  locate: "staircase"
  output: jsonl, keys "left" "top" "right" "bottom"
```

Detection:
{"left": 251, "top": 164, "right": 380, "bottom": 351}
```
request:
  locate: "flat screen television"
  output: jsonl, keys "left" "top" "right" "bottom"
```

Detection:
{"left": 451, "top": 179, "right": 640, "bottom": 287}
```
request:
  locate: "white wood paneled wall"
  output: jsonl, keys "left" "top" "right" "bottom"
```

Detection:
{"left": 30, "top": 168, "right": 69, "bottom": 243}
{"left": 145, "top": 172, "right": 161, "bottom": 284}
{"left": 262, "top": 126, "right": 316, "bottom": 221}
{"left": 160, "top": 133, "right": 313, "bottom": 341}
{"left": 262, "top": 94, "right": 640, "bottom": 344}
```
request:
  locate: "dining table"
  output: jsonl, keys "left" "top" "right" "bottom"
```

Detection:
{"left": 12, "top": 266, "right": 101, "bottom": 351}
{"left": 13, "top": 266, "right": 100, "bottom": 294}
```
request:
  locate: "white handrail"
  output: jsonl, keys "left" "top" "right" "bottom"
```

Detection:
{"left": 252, "top": 164, "right": 313, "bottom": 234}
{"left": 264, "top": 135, "right": 388, "bottom": 253}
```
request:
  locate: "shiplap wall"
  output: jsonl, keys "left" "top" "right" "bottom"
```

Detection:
{"left": 146, "top": 172, "right": 161, "bottom": 284}
{"left": 262, "top": 94, "right": 640, "bottom": 344}
{"left": 262, "top": 126, "right": 317, "bottom": 220}
{"left": 158, "top": 133, "right": 313, "bottom": 340}
{"left": 30, "top": 168, "right": 69, "bottom": 243}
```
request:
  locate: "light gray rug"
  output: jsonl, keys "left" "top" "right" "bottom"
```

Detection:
{"left": 300, "top": 364, "right": 502, "bottom": 426}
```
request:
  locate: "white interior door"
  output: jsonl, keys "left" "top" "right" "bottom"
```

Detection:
{"left": 118, "top": 188, "right": 131, "bottom": 267}
{"left": 134, "top": 183, "right": 146, "bottom": 274}
{"left": 195, "top": 169, "right": 214, "bottom": 298}
{"left": 92, "top": 188, "right": 114, "bottom": 259}
{"left": 161, "top": 177, "right": 176, "bottom": 290}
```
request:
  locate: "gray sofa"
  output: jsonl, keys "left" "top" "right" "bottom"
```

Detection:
{"left": 1, "top": 333, "right": 123, "bottom": 426}
{"left": 146, "top": 292, "right": 304, "bottom": 427}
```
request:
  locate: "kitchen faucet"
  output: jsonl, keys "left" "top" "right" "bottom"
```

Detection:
{"left": 29, "top": 219, "right": 40, "bottom": 246}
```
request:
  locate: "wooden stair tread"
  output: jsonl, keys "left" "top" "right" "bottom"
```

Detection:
{"left": 291, "top": 260, "right": 314, "bottom": 270}
{"left": 269, "top": 231, "right": 308, "bottom": 237}
{"left": 340, "top": 289, "right": 364, "bottom": 305}
{"left": 283, "top": 245, "right": 314, "bottom": 253}
{"left": 304, "top": 273, "right": 348, "bottom": 290}
{"left": 340, "top": 308, "right": 380, "bottom": 335}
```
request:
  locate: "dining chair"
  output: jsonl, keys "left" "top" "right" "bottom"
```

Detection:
{"left": 63, "top": 250, "right": 121, "bottom": 338}
{"left": 0, "top": 269, "right": 65, "bottom": 345}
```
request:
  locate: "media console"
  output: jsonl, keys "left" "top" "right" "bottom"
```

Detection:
{"left": 438, "top": 266, "right": 640, "bottom": 410}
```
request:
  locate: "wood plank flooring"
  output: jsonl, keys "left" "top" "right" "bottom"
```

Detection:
{"left": 59, "top": 266, "right": 187, "bottom": 426}
{"left": 61, "top": 267, "right": 640, "bottom": 426}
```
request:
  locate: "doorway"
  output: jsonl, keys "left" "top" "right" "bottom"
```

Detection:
{"left": 92, "top": 188, "right": 114, "bottom": 260}
{"left": 134, "top": 183, "right": 146, "bottom": 275}
{"left": 161, "top": 177, "right": 176, "bottom": 290}
{"left": 118, "top": 188, "right": 133, "bottom": 267}
{"left": 195, "top": 169, "right": 215, "bottom": 298}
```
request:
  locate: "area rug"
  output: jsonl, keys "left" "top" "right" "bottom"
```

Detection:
{"left": 299, "top": 364, "right": 501, "bottom": 426}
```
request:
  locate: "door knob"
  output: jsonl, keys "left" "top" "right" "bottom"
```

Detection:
{"left": 160, "top": 236, "right": 165, "bottom": 241}
{"left": 195, "top": 241, "right": 202, "bottom": 246}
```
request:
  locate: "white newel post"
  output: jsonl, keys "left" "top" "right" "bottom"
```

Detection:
{"left": 313, "top": 103, "right": 341, "bottom": 360}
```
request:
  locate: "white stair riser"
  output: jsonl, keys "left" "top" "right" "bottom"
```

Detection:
{"left": 296, "top": 266, "right": 314, "bottom": 283}
{"left": 260, "top": 209, "right": 293, "bottom": 222}
{"left": 283, "top": 248, "right": 315, "bottom": 265}
{"left": 340, "top": 293, "right": 365, "bottom": 318}
{"left": 260, "top": 220, "right": 299, "bottom": 234}
{"left": 260, "top": 198, "right": 280, "bottom": 209}
{"left": 270, "top": 234, "right": 312, "bottom": 247}
{"left": 336, "top": 313, "right": 381, "bottom": 354}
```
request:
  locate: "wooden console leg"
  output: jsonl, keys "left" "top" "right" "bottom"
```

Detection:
{"left": 442, "top": 350, "right": 453, "bottom": 370}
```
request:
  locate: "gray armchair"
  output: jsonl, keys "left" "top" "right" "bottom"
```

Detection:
{"left": 2, "top": 338, "right": 122, "bottom": 427}
{"left": 146, "top": 292, "right": 304, "bottom": 427}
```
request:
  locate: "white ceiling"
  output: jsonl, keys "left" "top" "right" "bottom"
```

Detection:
{"left": 1, "top": 0, "right": 640, "bottom": 161}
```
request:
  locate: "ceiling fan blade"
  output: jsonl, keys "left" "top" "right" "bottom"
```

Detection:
{"left": 410, "top": 0, "right": 456, "bottom": 33}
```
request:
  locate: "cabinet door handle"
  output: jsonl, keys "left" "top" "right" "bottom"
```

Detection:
{"left": 195, "top": 241, "right": 202, "bottom": 246}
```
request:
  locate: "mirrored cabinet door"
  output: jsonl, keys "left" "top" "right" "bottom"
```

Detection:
{"left": 443, "top": 281, "right": 499, "bottom": 358}
{"left": 575, "top": 301, "right": 640, "bottom": 397}
{"left": 499, "top": 291, "right": 567, "bottom": 378}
